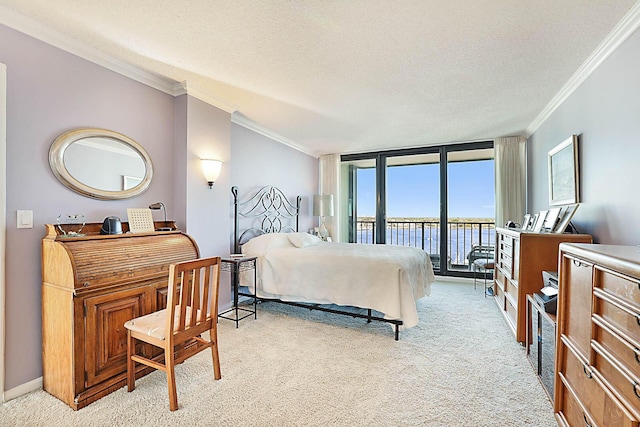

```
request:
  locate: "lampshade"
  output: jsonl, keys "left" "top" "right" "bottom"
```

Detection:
{"left": 201, "top": 159, "right": 223, "bottom": 188}
{"left": 313, "top": 194, "right": 334, "bottom": 217}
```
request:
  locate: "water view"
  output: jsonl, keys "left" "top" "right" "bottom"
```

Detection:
{"left": 355, "top": 217, "right": 496, "bottom": 269}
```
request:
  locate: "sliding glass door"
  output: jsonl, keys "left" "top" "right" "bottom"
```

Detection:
{"left": 341, "top": 141, "right": 494, "bottom": 277}
{"left": 446, "top": 147, "right": 496, "bottom": 273}
{"left": 385, "top": 153, "right": 442, "bottom": 270}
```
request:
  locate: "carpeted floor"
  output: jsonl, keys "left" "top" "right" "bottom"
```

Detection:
{"left": 0, "top": 281, "right": 557, "bottom": 426}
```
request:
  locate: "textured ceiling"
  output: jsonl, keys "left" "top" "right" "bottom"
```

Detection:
{"left": 0, "top": 1, "right": 637, "bottom": 157}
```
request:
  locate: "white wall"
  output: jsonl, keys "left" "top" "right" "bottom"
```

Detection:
{"left": 528, "top": 25, "right": 640, "bottom": 244}
{"left": 230, "top": 123, "right": 318, "bottom": 241}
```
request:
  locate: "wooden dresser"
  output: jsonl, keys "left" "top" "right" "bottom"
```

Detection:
{"left": 555, "top": 243, "right": 640, "bottom": 426}
{"left": 493, "top": 227, "right": 591, "bottom": 343}
{"left": 41, "top": 222, "right": 199, "bottom": 409}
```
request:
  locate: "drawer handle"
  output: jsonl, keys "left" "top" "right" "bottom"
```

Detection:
{"left": 635, "top": 382, "right": 640, "bottom": 400}
{"left": 572, "top": 259, "right": 588, "bottom": 268}
{"left": 583, "top": 414, "right": 593, "bottom": 427}
{"left": 636, "top": 314, "right": 640, "bottom": 327}
{"left": 583, "top": 364, "right": 592, "bottom": 379}
{"left": 635, "top": 347, "right": 640, "bottom": 364}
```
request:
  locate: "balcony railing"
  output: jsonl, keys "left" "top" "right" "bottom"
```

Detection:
{"left": 354, "top": 218, "right": 496, "bottom": 270}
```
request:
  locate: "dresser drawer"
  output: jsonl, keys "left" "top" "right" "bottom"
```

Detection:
{"left": 596, "top": 266, "right": 640, "bottom": 306}
{"left": 499, "top": 253, "right": 513, "bottom": 279}
{"left": 505, "top": 295, "right": 517, "bottom": 330}
{"left": 593, "top": 316, "right": 640, "bottom": 383}
{"left": 505, "top": 277, "right": 518, "bottom": 303}
{"left": 561, "top": 254, "right": 594, "bottom": 358}
{"left": 592, "top": 341, "right": 640, "bottom": 417}
{"left": 556, "top": 374, "right": 597, "bottom": 427}
{"left": 500, "top": 233, "right": 513, "bottom": 249}
{"left": 594, "top": 287, "right": 640, "bottom": 344}
{"left": 560, "top": 337, "right": 638, "bottom": 426}
{"left": 495, "top": 268, "right": 506, "bottom": 291}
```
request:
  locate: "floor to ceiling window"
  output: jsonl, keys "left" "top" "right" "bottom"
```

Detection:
{"left": 341, "top": 141, "right": 495, "bottom": 277}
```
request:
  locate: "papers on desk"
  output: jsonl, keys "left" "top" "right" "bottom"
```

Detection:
{"left": 541, "top": 285, "right": 558, "bottom": 297}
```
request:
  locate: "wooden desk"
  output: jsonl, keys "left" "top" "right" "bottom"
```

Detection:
{"left": 41, "top": 222, "right": 199, "bottom": 409}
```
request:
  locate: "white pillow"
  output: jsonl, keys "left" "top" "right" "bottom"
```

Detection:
{"left": 241, "top": 233, "right": 293, "bottom": 256}
{"left": 287, "top": 232, "right": 321, "bottom": 248}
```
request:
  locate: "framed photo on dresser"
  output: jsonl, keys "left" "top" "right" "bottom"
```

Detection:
{"left": 554, "top": 204, "right": 579, "bottom": 233}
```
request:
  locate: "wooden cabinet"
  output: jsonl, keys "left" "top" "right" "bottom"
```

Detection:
{"left": 41, "top": 222, "right": 199, "bottom": 410}
{"left": 492, "top": 227, "right": 591, "bottom": 343}
{"left": 555, "top": 244, "right": 640, "bottom": 426}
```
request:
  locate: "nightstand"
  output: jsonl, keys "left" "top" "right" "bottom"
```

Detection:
{"left": 218, "top": 256, "right": 257, "bottom": 328}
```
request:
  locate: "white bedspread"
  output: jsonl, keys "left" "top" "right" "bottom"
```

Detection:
{"left": 241, "top": 233, "right": 435, "bottom": 329}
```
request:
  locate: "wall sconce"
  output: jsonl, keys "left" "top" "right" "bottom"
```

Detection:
{"left": 148, "top": 202, "right": 172, "bottom": 231}
{"left": 201, "top": 159, "right": 223, "bottom": 189}
{"left": 313, "top": 194, "right": 334, "bottom": 241}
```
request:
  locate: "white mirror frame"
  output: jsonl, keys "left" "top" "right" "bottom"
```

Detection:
{"left": 49, "top": 128, "right": 154, "bottom": 200}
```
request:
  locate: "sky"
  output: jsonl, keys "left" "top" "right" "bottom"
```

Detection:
{"left": 357, "top": 159, "right": 495, "bottom": 219}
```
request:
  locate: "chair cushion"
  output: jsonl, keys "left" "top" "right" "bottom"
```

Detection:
{"left": 124, "top": 306, "right": 205, "bottom": 341}
{"left": 473, "top": 259, "right": 495, "bottom": 270}
{"left": 124, "top": 309, "right": 168, "bottom": 340}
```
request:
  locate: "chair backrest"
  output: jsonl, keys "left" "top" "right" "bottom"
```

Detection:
{"left": 165, "top": 256, "right": 221, "bottom": 340}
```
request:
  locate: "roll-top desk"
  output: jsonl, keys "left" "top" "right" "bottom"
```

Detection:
{"left": 493, "top": 227, "right": 592, "bottom": 343}
{"left": 41, "top": 222, "right": 199, "bottom": 409}
{"left": 555, "top": 244, "right": 640, "bottom": 426}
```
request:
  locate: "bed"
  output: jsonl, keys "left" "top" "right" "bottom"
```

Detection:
{"left": 233, "top": 186, "right": 435, "bottom": 339}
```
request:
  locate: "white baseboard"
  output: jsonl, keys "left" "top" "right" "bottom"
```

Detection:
{"left": 3, "top": 376, "right": 42, "bottom": 402}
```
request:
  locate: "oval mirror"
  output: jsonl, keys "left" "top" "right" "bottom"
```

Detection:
{"left": 49, "top": 128, "right": 154, "bottom": 200}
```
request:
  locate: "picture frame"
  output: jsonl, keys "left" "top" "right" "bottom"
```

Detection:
{"left": 532, "top": 210, "right": 547, "bottom": 233}
{"left": 522, "top": 214, "right": 531, "bottom": 230}
{"left": 554, "top": 203, "right": 579, "bottom": 233}
{"left": 528, "top": 214, "right": 539, "bottom": 232}
{"left": 542, "top": 207, "right": 562, "bottom": 232}
{"left": 548, "top": 135, "right": 579, "bottom": 206}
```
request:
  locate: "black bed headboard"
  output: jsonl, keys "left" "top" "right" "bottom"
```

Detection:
{"left": 232, "top": 186, "right": 301, "bottom": 253}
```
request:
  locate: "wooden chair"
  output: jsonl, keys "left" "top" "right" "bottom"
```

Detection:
{"left": 124, "top": 256, "right": 222, "bottom": 411}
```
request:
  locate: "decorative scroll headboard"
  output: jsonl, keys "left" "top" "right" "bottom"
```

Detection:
{"left": 232, "top": 186, "right": 301, "bottom": 253}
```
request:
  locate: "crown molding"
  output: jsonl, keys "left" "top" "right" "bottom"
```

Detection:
{"left": 525, "top": 2, "right": 640, "bottom": 136}
{"left": 0, "top": 6, "right": 176, "bottom": 95}
{"left": 173, "top": 81, "right": 239, "bottom": 114}
{"left": 0, "top": 7, "right": 313, "bottom": 156}
{"left": 231, "top": 113, "right": 318, "bottom": 158}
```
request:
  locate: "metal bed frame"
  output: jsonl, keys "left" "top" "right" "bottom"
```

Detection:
{"left": 232, "top": 185, "right": 403, "bottom": 340}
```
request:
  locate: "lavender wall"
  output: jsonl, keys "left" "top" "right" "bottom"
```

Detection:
{"left": 230, "top": 124, "right": 318, "bottom": 238}
{"left": 1, "top": 23, "right": 176, "bottom": 390}
{"left": 1, "top": 22, "right": 318, "bottom": 393}
{"left": 528, "top": 27, "right": 640, "bottom": 244}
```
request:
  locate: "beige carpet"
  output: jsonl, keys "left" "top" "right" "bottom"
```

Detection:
{"left": 1, "top": 281, "right": 556, "bottom": 426}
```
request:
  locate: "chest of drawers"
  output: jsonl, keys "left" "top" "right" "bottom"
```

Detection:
{"left": 493, "top": 228, "right": 591, "bottom": 343}
{"left": 555, "top": 243, "right": 640, "bottom": 426}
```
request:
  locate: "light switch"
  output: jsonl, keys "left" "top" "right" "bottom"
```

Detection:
{"left": 17, "top": 210, "right": 33, "bottom": 229}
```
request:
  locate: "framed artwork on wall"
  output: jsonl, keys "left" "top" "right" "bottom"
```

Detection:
{"left": 548, "top": 135, "right": 579, "bottom": 206}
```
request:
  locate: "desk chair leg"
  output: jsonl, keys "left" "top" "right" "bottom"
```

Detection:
{"left": 166, "top": 347, "right": 178, "bottom": 411}
{"left": 126, "top": 331, "right": 136, "bottom": 392}
{"left": 210, "top": 326, "right": 222, "bottom": 380}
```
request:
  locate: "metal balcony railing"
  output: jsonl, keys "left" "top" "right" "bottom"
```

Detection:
{"left": 354, "top": 218, "right": 496, "bottom": 269}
